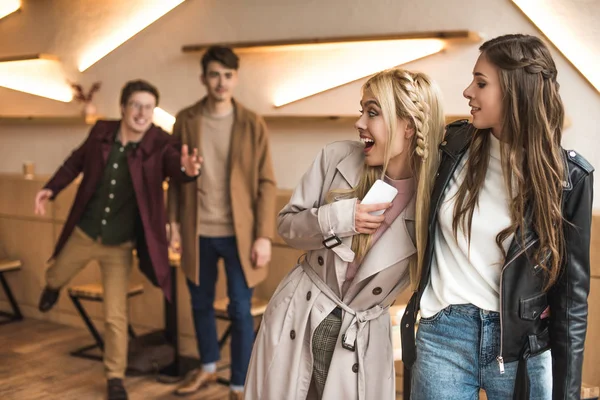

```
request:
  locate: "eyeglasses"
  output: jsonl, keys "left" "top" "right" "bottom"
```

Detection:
{"left": 127, "top": 102, "right": 155, "bottom": 112}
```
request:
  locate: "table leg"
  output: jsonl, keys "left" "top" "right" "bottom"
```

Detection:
{"left": 157, "top": 265, "right": 184, "bottom": 381}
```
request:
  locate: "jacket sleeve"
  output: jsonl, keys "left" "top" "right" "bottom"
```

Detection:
{"left": 277, "top": 145, "right": 357, "bottom": 250}
{"left": 162, "top": 129, "right": 198, "bottom": 184}
{"left": 254, "top": 116, "right": 277, "bottom": 241}
{"left": 43, "top": 130, "right": 93, "bottom": 199}
{"left": 166, "top": 116, "right": 184, "bottom": 224}
{"left": 548, "top": 171, "right": 593, "bottom": 400}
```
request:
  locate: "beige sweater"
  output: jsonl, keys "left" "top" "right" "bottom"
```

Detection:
{"left": 196, "top": 109, "right": 235, "bottom": 237}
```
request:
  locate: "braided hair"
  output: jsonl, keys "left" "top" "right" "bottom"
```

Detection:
{"left": 329, "top": 68, "right": 445, "bottom": 281}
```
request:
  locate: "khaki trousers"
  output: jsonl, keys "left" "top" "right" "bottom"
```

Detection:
{"left": 46, "top": 227, "right": 133, "bottom": 379}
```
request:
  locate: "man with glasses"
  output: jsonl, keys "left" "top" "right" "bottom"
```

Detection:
{"left": 34, "top": 80, "right": 201, "bottom": 400}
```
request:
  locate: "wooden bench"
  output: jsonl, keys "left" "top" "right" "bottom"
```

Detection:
{"left": 0, "top": 258, "right": 23, "bottom": 325}
{"left": 582, "top": 382, "right": 600, "bottom": 400}
{"left": 213, "top": 296, "right": 268, "bottom": 347}
{"left": 67, "top": 283, "right": 144, "bottom": 361}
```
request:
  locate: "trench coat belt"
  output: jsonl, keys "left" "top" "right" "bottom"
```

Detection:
{"left": 301, "top": 261, "right": 389, "bottom": 351}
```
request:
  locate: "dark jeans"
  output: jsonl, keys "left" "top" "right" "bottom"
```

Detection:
{"left": 186, "top": 236, "right": 254, "bottom": 386}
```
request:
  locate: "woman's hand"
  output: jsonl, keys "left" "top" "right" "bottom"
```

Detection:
{"left": 354, "top": 201, "right": 391, "bottom": 234}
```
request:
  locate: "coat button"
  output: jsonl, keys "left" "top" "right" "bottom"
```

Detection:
{"left": 569, "top": 151, "right": 576, "bottom": 157}
{"left": 372, "top": 287, "right": 382, "bottom": 295}
{"left": 352, "top": 363, "right": 359, "bottom": 373}
{"left": 290, "top": 330, "right": 296, "bottom": 340}
{"left": 317, "top": 256, "right": 324, "bottom": 266}
{"left": 306, "top": 291, "right": 312, "bottom": 301}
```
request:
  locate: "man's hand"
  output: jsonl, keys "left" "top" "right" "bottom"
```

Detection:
{"left": 34, "top": 189, "right": 53, "bottom": 216}
{"left": 251, "top": 237, "right": 271, "bottom": 269}
{"left": 181, "top": 144, "right": 202, "bottom": 177}
{"left": 168, "top": 222, "right": 182, "bottom": 255}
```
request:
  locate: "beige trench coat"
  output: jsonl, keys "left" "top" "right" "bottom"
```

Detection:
{"left": 244, "top": 141, "right": 415, "bottom": 400}
{"left": 167, "top": 98, "right": 277, "bottom": 287}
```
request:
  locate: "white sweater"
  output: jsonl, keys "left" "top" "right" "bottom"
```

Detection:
{"left": 420, "top": 134, "right": 514, "bottom": 317}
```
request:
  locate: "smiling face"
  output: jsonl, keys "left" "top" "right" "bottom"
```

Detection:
{"left": 355, "top": 89, "right": 413, "bottom": 171}
{"left": 463, "top": 54, "right": 504, "bottom": 137}
{"left": 120, "top": 91, "right": 156, "bottom": 135}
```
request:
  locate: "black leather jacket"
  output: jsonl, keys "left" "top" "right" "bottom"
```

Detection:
{"left": 401, "top": 121, "right": 594, "bottom": 400}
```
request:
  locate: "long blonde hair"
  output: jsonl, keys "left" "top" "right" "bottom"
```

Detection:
{"left": 329, "top": 68, "right": 445, "bottom": 287}
{"left": 452, "top": 34, "right": 565, "bottom": 290}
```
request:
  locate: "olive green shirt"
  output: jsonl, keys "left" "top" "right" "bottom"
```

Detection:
{"left": 78, "top": 134, "right": 139, "bottom": 245}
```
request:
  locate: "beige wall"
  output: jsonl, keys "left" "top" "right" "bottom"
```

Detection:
{"left": 0, "top": 0, "right": 599, "bottom": 204}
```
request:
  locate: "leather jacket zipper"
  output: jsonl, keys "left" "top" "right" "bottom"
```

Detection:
{"left": 497, "top": 237, "right": 539, "bottom": 373}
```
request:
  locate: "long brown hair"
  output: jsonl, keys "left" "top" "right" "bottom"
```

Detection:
{"left": 453, "top": 34, "right": 565, "bottom": 290}
{"left": 330, "top": 68, "right": 445, "bottom": 286}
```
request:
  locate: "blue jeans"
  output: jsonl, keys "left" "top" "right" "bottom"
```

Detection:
{"left": 186, "top": 236, "right": 254, "bottom": 386}
{"left": 411, "top": 304, "right": 552, "bottom": 400}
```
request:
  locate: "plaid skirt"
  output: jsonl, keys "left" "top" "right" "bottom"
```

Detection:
{"left": 311, "top": 308, "right": 343, "bottom": 399}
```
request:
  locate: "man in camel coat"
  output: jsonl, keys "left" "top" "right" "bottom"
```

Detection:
{"left": 168, "top": 46, "right": 277, "bottom": 399}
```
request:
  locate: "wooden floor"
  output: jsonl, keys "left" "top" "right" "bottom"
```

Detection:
{"left": 0, "top": 319, "right": 405, "bottom": 399}
{"left": 0, "top": 319, "right": 230, "bottom": 400}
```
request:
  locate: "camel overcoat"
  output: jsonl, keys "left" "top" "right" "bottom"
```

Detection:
{"left": 168, "top": 98, "right": 277, "bottom": 286}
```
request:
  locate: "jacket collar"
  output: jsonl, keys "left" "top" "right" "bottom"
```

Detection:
{"left": 181, "top": 96, "right": 250, "bottom": 122}
{"left": 180, "top": 97, "right": 250, "bottom": 162}
{"left": 335, "top": 145, "right": 365, "bottom": 188}
{"left": 439, "top": 122, "right": 474, "bottom": 159}
{"left": 95, "top": 120, "right": 165, "bottom": 158}
{"left": 442, "top": 123, "right": 574, "bottom": 191}
{"left": 96, "top": 120, "right": 120, "bottom": 142}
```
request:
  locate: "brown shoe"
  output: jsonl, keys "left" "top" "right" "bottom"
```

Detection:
{"left": 229, "top": 390, "right": 243, "bottom": 400}
{"left": 174, "top": 368, "right": 217, "bottom": 396}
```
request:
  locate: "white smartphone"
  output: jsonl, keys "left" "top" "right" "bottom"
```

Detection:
{"left": 361, "top": 179, "right": 398, "bottom": 215}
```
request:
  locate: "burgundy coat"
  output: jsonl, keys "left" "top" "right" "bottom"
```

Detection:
{"left": 44, "top": 120, "right": 192, "bottom": 301}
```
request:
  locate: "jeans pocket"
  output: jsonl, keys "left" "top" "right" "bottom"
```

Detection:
{"left": 418, "top": 308, "right": 446, "bottom": 325}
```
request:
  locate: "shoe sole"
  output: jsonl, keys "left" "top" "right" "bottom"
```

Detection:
{"left": 174, "top": 380, "right": 218, "bottom": 396}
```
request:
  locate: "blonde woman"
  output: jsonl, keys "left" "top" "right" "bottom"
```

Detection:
{"left": 244, "top": 68, "right": 445, "bottom": 400}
